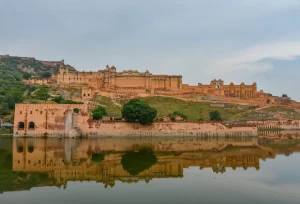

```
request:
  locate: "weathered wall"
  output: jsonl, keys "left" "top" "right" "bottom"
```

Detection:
{"left": 13, "top": 104, "right": 257, "bottom": 137}
{"left": 77, "top": 121, "right": 257, "bottom": 137}
{"left": 14, "top": 104, "right": 89, "bottom": 137}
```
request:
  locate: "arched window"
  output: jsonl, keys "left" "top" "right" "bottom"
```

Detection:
{"left": 28, "top": 146, "right": 34, "bottom": 153}
{"left": 18, "top": 122, "right": 25, "bottom": 130}
{"left": 28, "top": 122, "right": 35, "bottom": 130}
{"left": 88, "top": 94, "right": 90, "bottom": 97}
{"left": 83, "top": 94, "right": 86, "bottom": 97}
{"left": 17, "top": 146, "right": 23, "bottom": 153}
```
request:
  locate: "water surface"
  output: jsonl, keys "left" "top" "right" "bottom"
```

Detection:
{"left": 0, "top": 136, "right": 300, "bottom": 204}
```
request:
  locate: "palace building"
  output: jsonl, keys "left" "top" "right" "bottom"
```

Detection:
{"left": 24, "top": 64, "right": 271, "bottom": 101}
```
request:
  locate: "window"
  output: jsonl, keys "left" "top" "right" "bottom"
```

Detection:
{"left": 20, "top": 111, "right": 22, "bottom": 114}
{"left": 28, "top": 121, "right": 35, "bottom": 130}
{"left": 18, "top": 122, "right": 25, "bottom": 130}
{"left": 40, "top": 111, "right": 43, "bottom": 114}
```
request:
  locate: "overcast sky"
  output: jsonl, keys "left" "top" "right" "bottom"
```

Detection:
{"left": 1, "top": 0, "right": 300, "bottom": 100}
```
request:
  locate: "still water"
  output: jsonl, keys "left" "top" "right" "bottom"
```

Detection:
{"left": 0, "top": 136, "right": 300, "bottom": 204}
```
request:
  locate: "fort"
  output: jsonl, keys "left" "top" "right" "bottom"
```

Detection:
{"left": 24, "top": 64, "right": 273, "bottom": 104}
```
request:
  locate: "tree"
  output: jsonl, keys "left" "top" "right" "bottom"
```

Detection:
{"left": 22, "top": 73, "right": 32, "bottom": 80}
{"left": 40, "top": 72, "right": 52, "bottom": 78}
{"left": 34, "top": 87, "right": 50, "bottom": 100}
{"left": 282, "top": 94, "right": 288, "bottom": 97}
{"left": 209, "top": 110, "right": 222, "bottom": 121}
{"left": 121, "top": 99, "right": 157, "bottom": 125}
{"left": 73, "top": 108, "right": 80, "bottom": 114}
{"left": 92, "top": 106, "right": 107, "bottom": 120}
{"left": 5, "top": 88, "right": 24, "bottom": 109}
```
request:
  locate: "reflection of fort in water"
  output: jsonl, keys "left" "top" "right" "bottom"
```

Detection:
{"left": 13, "top": 136, "right": 291, "bottom": 187}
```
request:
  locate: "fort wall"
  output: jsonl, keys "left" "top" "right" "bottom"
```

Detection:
{"left": 13, "top": 104, "right": 257, "bottom": 137}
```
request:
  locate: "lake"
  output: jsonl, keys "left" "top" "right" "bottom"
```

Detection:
{"left": 0, "top": 136, "right": 300, "bottom": 204}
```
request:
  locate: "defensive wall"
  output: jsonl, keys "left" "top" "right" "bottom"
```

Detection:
{"left": 13, "top": 104, "right": 258, "bottom": 137}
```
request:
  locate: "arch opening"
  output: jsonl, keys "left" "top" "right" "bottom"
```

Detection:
{"left": 18, "top": 122, "right": 25, "bottom": 130}
{"left": 28, "top": 122, "right": 35, "bottom": 130}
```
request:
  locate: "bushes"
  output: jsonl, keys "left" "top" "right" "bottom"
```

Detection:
{"left": 168, "top": 111, "right": 188, "bottom": 121}
{"left": 22, "top": 73, "right": 32, "bottom": 80}
{"left": 52, "top": 96, "right": 83, "bottom": 104}
{"left": 34, "top": 87, "right": 50, "bottom": 100}
{"left": 40, "top": 72, "right": 52, "bottom": 78}
{"left": 122, "top": 98, "right": 157, "bottom": 125}
{"left": 209, "top": 111, "right": 222, "bottom": 121}
{"left": 92, "top": 106, "right": 108, "bottom": 120}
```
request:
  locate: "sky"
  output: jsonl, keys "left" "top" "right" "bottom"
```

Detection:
{"left": 1, "top": 0, "right": 300, "bottom": 100}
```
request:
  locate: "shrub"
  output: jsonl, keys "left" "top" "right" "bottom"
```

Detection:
{"left": 22, "top": 73, "right": 32, "bottom": 80}
{"left": 92, "top": 106, "right": 108, "bottom": 120}
{"left": 209, "top": 111, "right": 222, "bottom": 121}
{"left": 40, "top": 72, "right": 52, "bottom": 78}
{"left": 34, "top": 87, "right": 50, "bottom": 100}
{"left": 73, "top": 108, "right": 80, "bottom": 114}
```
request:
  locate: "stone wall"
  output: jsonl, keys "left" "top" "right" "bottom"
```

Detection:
{"left": 13, "top": 104, "right": 89, "bottom": 137}
{"left": 13, "top": 104, "right": 257, "bottom": 137}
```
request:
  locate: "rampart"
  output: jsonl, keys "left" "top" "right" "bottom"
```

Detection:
{"left": 13, "top": 104, "right": 258, "bottom": 137}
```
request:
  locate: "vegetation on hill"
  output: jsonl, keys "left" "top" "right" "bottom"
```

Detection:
{"left": 209, "top": 111, "right": 222, "bottom": 121}
{"left": 0, "top": 56, "right": 80, "bottom": 121}
{"left": 122, "top": 99, "right": 157, "bottom": 125}
{"left": 92, "top": 106, "right": 108, "bottom": 120}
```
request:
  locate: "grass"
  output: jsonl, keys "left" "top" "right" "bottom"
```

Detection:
{"left": 94, "top": 96, "right": 122, "bottom": 115}
{"left": 95, "top": 96, "right": 256, "bottom": 121}
{"left": 264, "top": 106, "right": 296, "bottom": 113}
{"left": 139, "top": 96, "right": 251, "bottom": 121}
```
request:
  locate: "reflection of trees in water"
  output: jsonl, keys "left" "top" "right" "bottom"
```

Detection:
{"left": 91, "top": 153, "right": 105, "bottom": 163}
{"left": 121, "top": 149, "right": 157, "bottom": 175}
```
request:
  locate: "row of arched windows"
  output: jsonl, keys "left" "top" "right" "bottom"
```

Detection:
{"left": 18, "top": 122, "right": 35, "bottom": 130}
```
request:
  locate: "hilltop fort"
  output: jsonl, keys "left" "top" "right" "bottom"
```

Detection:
{"left": 24, "top": 64, "right": 274, "bottom": 104}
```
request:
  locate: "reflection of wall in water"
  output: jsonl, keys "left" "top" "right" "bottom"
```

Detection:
{"left": 12, "top": 138, "right": 275, "bottom": 187}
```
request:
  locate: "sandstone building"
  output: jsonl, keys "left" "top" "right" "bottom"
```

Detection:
{"left": 36, "top": 64, "right": 269, "bottom": 100}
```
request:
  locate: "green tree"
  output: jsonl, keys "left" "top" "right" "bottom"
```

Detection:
{"left": 121, "top": 99, "right": 157, "bottom": 125}
{"left": 73, "top": 108, "right": 80, "bottom": 114}
{"left": 282, "top": 94, "right": 288, "bottom": 97}
{"left": 34, "top": 87, "right": 50, "bottom": 100}
{"left": 5, "top": 88, "right": 24, "bottom": 109}
{"left": 92, "top": 106, "right": 108, "bottom": 120}
{"left": 40, "top": 72, "right": 52, "bottom": 78}
{"left": 209, "top": 110, "right": 222, "bottom": 121}
{"left": 22, "top": 73, "right": 32, "bottom": 80}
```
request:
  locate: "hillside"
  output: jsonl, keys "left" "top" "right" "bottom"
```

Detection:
{"left": 0, "top": 55, "right": 76, "bottom": 122}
